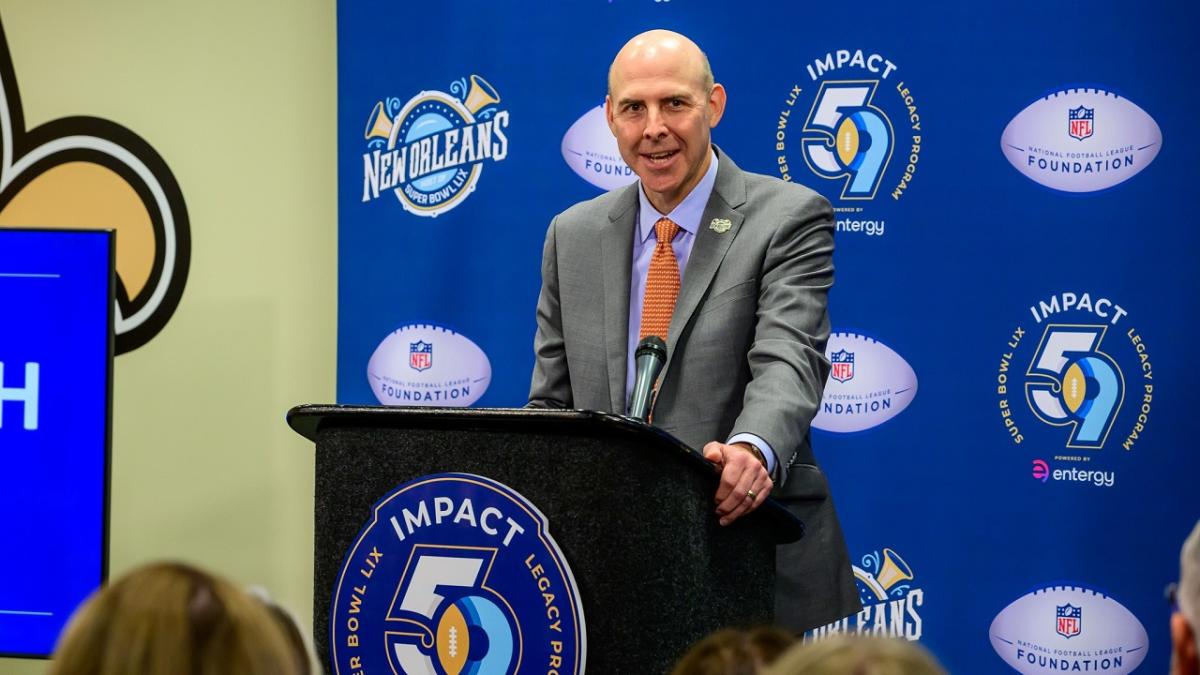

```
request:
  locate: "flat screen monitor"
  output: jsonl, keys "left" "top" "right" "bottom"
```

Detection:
{"left": 0, "top": 228, "right": 113, "bottom": 658}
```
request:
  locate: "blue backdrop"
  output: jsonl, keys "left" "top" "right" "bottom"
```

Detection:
{"left": 337, "top": 2, "right": 1198, "bottom": 671}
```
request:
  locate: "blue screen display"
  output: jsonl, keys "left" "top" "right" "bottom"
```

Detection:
{"left": 0, "top": 229, "right": 112, "bottom": 657}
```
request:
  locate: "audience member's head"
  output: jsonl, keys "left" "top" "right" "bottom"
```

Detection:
{"left": 1173, "top": 520, "right": 1200, "bottom": 675}
{"left": 248, "top": 585, "right": 313, "bottom": 675}
{"left": 672, "top": 626, "right": 795, "bottom": 675}
{"left": 764, "top": 635, "right": 946, "bottom": 675}
{"left": 48, "top": 561, "right": 306, "bottom": 675}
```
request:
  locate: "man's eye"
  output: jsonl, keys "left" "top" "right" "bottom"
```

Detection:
{"left": 669, "top": 99, "right": 685, "bottom": 108}
{"left": 626, "top": 103, "right": 643, "bottom": 113}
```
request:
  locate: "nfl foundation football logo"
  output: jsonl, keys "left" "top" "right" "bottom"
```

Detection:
{"left": 409, "top": 341, "right": 432, "bottom": 372}
{"left": 1057, "top": 603, "right": 1082, "bottom": 638}
{"left": 1000, "top": 87, "right": 1160, "bottom": 192}
{"left": 830, "top": 349, "right": 855, "bottom": 383}
{"left": 561, "top": 105, "right": 637, "bottom": 191}
{"left": 813, "top": 332, "right": 918, "bottom": 433}
{"left": 367, "top": 324, "right": 492, "bottom": 407}
{"left": 329, "top": 473, "right": 587, "bottom": 675}
{"left": 1068, "top": 106, "right": 1094, "bottom": 140}
{"left": 990, "top": 584, "right": 1147, "bottom": 674}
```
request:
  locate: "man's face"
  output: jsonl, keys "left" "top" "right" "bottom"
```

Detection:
{"left": 606, "top": 48, "right": 725, "bottom": 213}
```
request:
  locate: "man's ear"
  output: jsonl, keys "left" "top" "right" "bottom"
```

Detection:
{"left": 707, "top": 83, "right": 727, "bottom": 128}
{"left": 1172, "top": 612, "right": 1199, "bottom": 674}
{"left": 605, "top": 94, "right": 616, "bottom": 135}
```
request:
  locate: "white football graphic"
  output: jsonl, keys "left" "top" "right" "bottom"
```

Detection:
{"left": 813, "top": 332, "right": 917, "bottom": 433}
{"left": 561, "top": 104, "right": 637, "bottom": 191}
{"left": 366, "top": 324, "right": 491, "bottom": 407}
{"left": 990, "top": 585, "right": 1148, "bottom": 674}
{"left": 1001, "top": 87, "right": 1161, "bottom": 193}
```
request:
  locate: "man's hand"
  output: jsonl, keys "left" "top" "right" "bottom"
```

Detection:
{"left": 702, "top": 441, "right": 773, "bottom": 526}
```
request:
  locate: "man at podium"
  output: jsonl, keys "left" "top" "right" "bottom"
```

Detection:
{"left": 528, "top": 30, "right": 860, "bottom": 632}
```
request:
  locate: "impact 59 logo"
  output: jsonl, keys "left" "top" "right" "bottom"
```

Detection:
{"left": 361, "top": 74, "right": 510, "bottom": 217}
{"left": 996, "top": 292, "right": 1154, "bottom": 485}
{"left": 330, "top": 474, "right": 586, "bottom": 675}
{"left": 773, "top": 49, "right": 922, "bottom": 237}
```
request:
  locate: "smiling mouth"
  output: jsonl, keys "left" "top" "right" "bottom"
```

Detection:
{"left": 642, "top": 149, "right": 678, "bottom": 166}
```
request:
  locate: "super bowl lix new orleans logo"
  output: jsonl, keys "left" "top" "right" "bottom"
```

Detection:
{"left": 774, "top": 50, "right": 922, "bottom": 238}
{"left": 361, "top": 74, "right": 510, "bottom": 217}
{"left": 330, "top": 474, "right": 586, "bottom": 675}
{"left": 809, "top": 548, "right": 923, "bottom": 641}
{"left": 995, "top": 292, "right": 1155, "bottom": 487}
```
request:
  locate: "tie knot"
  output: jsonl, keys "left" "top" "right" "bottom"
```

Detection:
{"left": 655, "top": 217, "right": 679, "bottom": 246}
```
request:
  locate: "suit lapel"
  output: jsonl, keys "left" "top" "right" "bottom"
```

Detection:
{"left": 601, "top": 184, "right": 638, "bottom": 413}
{"left": 661, "top": 149, "right": 747, "bottom": 385}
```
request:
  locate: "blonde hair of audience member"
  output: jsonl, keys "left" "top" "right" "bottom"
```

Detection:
{"left": 1174, "top": 520, "right": 1200, "bottom": 675}
{"left": 764, "top": 635, "right": 946, "bottom": 675}
{"left": 249, "top": 585, "right": 313, "bottom": 675}
{"left": 672, "top": 626, "right": 796, "bottom": 675}
{"left": 48, "top": 561, "right": 305, "bottom": 675}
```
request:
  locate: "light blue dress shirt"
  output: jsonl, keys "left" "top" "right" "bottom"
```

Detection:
{"left": 625, "top": 150, "right": 778, "bottom": 477}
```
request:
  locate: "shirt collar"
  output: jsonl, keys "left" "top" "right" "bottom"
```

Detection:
{"left": 637, "top": 148, "right": 719, "bottom": 243}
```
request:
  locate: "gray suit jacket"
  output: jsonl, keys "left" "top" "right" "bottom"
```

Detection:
{"left": 528, "top": 149, "right": 860, "bottom": 632}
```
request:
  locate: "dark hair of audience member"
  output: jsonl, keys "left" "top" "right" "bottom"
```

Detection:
{"left": 672, "top": 626, "right": 796, "bottom": 675}
{"left": 48, "top": 561, "right": 305, "bottom": 675}
{"left": 764, "top": 634, "right": 947, "bottom": 675}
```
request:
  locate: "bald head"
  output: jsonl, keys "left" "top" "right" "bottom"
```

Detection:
{"left": 608, "top": 29, "right": 714, "bottom": 96}
{"left": 603, "top": 29, "right": 726, "bottom": 213}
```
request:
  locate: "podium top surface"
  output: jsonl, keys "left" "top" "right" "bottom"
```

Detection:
{"left": 287, "top": 404, "right": 803, "bottom": 542}
{"left": 288, "top": 404, "right": 668, "bottom": 443}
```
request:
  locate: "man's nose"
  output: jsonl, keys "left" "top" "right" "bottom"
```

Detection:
{"left": 643, "top": 106, "right": 668, "bottom": 138}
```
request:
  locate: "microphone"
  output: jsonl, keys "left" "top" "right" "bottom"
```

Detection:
{"left": 627, "top": 335, "right": 667, "bottom": 422}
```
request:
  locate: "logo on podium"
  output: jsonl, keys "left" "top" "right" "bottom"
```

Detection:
{"left": 329, "top": 473, "right": 586, "bottom": 675}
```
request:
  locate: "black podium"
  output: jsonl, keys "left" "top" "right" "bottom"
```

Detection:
{"left": 288, "top": 404, "right": 802, "bottom": 674}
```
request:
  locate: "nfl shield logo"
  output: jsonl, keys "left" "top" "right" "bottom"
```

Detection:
{"left": 1068, "top": 106, "right": 1094, "bottom": 141}
{"left": 409, "top": 340, "right": 432, "bottom": 371}
{"left": 1056, "top": 603, "right": 1082, "bottom": 638}
{"left": 830, "top": 349, "right": 855, "bottom": 383}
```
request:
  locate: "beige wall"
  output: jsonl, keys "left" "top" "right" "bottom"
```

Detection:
{"left": 0, "top": 2, "right": 335, "bottom": 672}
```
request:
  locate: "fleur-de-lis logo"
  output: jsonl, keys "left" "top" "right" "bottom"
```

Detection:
{"left": 0, "top": 18, "right": 190, "bottom": 354}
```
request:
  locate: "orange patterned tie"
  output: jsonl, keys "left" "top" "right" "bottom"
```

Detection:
{"left": 639, "top": 217, "right": 681, "bottom": 341}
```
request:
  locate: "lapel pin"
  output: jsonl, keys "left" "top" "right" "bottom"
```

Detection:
{"left": 709, "top": 218, "right": 732, "bottom": 234}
